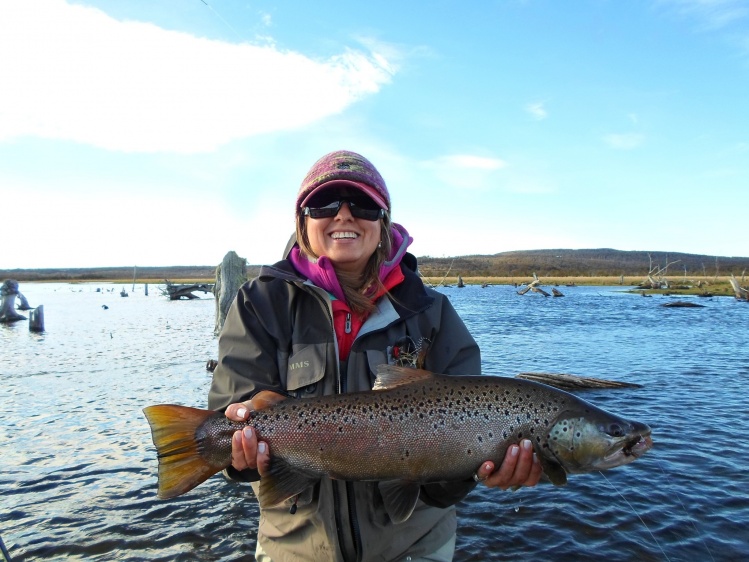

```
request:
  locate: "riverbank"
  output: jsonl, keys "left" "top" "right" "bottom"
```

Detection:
{"left": 10, "top": 274, "right": 744, "bottom": 298}
{"left": 420, "top": 275, "right": 745, "bottom": 297}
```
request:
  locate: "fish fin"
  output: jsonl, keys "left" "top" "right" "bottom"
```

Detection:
{"left": 250, "top": 390, "right": 289, "bottom": 411}
{"left": 374, "top": 365, "right": 436, "bottom": 390}
{"left": 537, "top": 454, "right": 568, "bottom": 486}
{"left": 142, "top": 405, "right": 223, "bottom": 499}
{"left": 378, "top": 480, "right": 421, "bottom": 524}
{"left": 258, "top": 457, "right": 319, "bottom": 508}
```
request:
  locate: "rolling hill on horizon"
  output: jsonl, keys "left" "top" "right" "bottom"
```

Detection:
{"left": 3, "top": 248, "right": 749, "bottom": 282}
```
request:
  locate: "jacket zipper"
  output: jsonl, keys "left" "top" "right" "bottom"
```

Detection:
{"left": 311, "top": 288, "right": 360, "bottom": 560}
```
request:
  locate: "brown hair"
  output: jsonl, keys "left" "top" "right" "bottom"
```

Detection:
{"left": 295, "top": 213, "right": 393, "bottom": 315}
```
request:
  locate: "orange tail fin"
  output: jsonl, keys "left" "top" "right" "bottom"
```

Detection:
{"left": 143, "top": 404, "right": 222, "bottom": 499}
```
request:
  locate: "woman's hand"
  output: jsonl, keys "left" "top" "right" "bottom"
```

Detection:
{"left": 474, "top": 439, "right": 543, "bottom": 490}
{"left": 224, "top": 391, "right": 287, "bottom": 474}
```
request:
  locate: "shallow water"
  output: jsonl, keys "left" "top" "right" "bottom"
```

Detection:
{"left": 2, "top": 282, "right": 748, "bottom": 561}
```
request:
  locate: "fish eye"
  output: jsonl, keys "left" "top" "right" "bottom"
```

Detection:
{"left": 605, "top": 423, "right": 625, "bottom": 437}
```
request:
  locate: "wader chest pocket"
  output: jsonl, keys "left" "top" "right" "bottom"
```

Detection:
{"left": 285, "top": 344, "right": 326, "bottom": 394}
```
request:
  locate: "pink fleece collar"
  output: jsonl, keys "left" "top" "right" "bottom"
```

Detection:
{"left": 289, "top": 223, "right": 412, "bottom": 302}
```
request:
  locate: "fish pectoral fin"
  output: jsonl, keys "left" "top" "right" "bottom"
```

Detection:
{"left": 373, "top": 365, "right": 436, "bottom": 391}
{"left": 378, "top": 480, "right": 421, "bottom": 524}
{"left": 538, "top": 454, "right": 568, "bottom": 486}
{"left": 257, "top": 458, "right": 319, "bottom": 509}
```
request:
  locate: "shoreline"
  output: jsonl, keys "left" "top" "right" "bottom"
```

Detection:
{"left": 11, "top": 275, "right": 745, "bottom": 297}
{"left": 420, "top": 276, "right": 742, "bottom": 297}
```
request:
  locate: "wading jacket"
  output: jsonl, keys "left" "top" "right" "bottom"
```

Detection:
{"left": 208, "top": 252, "right": 481, "bottom": 562}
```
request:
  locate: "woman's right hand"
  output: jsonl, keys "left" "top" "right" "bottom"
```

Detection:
{"left": 224, "top": 391, "right": 287, "bottom": 474}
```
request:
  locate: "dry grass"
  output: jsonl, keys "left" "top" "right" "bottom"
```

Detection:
{"left": 421, "top": 275, "right": 746, "bottom": 297}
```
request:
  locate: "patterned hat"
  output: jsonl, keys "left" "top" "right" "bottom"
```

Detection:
{"left": 297, "top": 150, "right": 390, "bottom": 212}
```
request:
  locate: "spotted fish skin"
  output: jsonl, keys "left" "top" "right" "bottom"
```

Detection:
{"left": 144, "top": 366, "right": 652, "bottom": 507}
{"left": 196, "top": 368, "right": 649, "bottom": 483}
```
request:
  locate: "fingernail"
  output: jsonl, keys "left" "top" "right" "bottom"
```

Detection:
{"left": 483, "top": 463, "right": 492, "bottom": 472}
{"left": 533, "top": 452, "right": 539, "bottom": 464}
{"left": 510, "top": 445, "right": 519, "bottom": 457}
{"left": 237, "top": 407, "right": 247, "bottom": 419}
{"left": 258, "top": 442, "right": 267, "bottom": 454}
{"left": 522, "top": 439, "right": 532, "bottom": 450}
{"left": 243, "top": 427, "right": 252, "bottom": 439}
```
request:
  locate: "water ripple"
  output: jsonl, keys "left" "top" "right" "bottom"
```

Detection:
{"left": 3, "top": 283, "right": 748, "bottom": 560}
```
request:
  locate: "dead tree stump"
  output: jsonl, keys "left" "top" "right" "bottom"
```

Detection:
{"left": 214, "top": 251, "right": 247, "bottom": 336}
{"left": 0, "top": 280, "right": 28, "bottom": 323}
{"left": 729, "top": 274, "right": 749, "bottom": 301}
{"left": 29, "top": 305, "right": 45, "bottom": 332}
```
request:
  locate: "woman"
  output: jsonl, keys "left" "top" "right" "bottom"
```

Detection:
{"left": 208, "top": 150, "right": 541, "bottom": 562}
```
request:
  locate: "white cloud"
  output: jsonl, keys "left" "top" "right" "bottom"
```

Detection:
{"left": 0, "top": 0, "right": 395, "bottom": 153}
{"left": 259, "top": 12, "right": 273, "bottom": 28}
{"left": 658, "top": 0, "right": 749, "bottom": 30}
{"left": 603, "top": 133, "right": 645, "bottom": 150}
{"left": 418, "top": 154, "right": 507, "bottom": 190}
{"left": 525, "top": 102, "right": 548, "bottom": 120}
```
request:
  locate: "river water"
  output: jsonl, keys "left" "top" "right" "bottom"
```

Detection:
{"left": 1, "top": 282, "right": 747, "bottom": 561}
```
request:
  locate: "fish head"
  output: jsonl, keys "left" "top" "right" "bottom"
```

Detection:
{"left": 543, "top": 407, "right": 652, "bottom": 474}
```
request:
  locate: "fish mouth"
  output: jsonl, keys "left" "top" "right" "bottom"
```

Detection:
{"left": 597, "top": 431, "right": 653, "bottom": 469}
{"left": 622, "top": 434, "right": 653, "bottom": 459}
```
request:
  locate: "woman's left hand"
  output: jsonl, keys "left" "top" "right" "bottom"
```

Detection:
{"left": 474, "top": 439, "right": 543, "bottom": 490}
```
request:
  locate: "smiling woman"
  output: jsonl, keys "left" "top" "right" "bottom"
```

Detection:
{"left": 294, "top": 150, "right": 394, "bottom": 312}
{"left": 205, "top": 149, "right": 542, "bottom": 561}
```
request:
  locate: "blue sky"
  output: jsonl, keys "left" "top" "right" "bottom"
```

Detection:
{"left": 1, "top": 0, "right": 748, "bottom": 268}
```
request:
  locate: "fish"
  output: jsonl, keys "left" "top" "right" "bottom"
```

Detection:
{"left": 143, "top": 365, "right": 652, "bottom": 523}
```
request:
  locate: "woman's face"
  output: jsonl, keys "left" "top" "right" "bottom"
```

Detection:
{"left": 304, "top": 189, "right": 383, "bottom": 275}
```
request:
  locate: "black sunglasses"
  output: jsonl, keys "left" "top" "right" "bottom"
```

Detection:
{"left": 303, "top": 194, "right": 385, "bottom": 221}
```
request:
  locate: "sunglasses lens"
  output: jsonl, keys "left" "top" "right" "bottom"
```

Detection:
{"left": 349, "top": 204, "right": 383, "bottom": 221}
{"left": 307, "top": 201, "right": 342, "bottom": 218}
{"left": 305, "top": 192, "right": 384, "bottom": 221}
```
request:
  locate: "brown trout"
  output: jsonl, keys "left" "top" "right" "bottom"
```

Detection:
{"left": 143, "top": 365, "right": 652, "bottom": 523}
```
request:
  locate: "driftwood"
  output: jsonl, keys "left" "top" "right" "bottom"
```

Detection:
{"left": 551, "top": 288, "right": 564, "bottom": 297}
{"left": 636, "top": 254, "right": 682, "bottom": 289}
{"left": 517, "top": 279, "right": 539, "bottom": 295}
{"left": 518, "top": 274, "right": 551, "bottom": 296}
{"left": 0, "top": 280, "right": 28, "bottom": 323}
{"left": 516, "top": 372, "right": 642, "bottom": 391}
{"left": 457, "top": 275, "right": 465, "bottom": 288}
{"left": 214, "top": 251, "right": 247, "bottom": 335}
{"left": 660, "top": 301, "right": 705, "bottom": 308}
{"left": 162, "top": 280, "right": 215, "bottom": 300}
{"left": 531, "top": 286, "right": 551, "bottom": 297}
{"left": 729, "top": 274, "right": 749, "bottom": 301}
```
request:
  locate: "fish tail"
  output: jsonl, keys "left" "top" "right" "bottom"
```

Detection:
{"left": 142, "top": 404, "right": 222, "bottom": 499}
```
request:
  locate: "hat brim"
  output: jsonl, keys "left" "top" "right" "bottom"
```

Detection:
{"left": 299, "top": 180, "right": 389, "bottom": 211}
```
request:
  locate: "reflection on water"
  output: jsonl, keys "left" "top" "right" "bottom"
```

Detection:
{"left": 2, "top": 283, "right": 748, "bottom": 560}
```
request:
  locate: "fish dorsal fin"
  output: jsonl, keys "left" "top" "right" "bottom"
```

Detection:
{"left": 378, "top": 480, "right": 421, "bottom": 524}
{"left": 250, "top": 390, "right": 288, "bottom": 412}
{"left": 373, "top": 365, "right": 436, "bottom": 391}
{"left": 257, "top": 458, "right": 319, "bottom": 508}
{"left": 534, "top": 443, "right": 568, "bottom": 486}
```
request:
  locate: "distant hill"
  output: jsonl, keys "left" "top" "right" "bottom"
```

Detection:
{"left": 0, "top": 265, "right": 220, "bottom": 282}
{"left": 416, "top": 249, "right": 749, "bottom": 278}
{"left": 3, "top": 249, "right": 748, "bottom": 281}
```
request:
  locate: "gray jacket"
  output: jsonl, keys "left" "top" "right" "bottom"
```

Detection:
{"left": 208, "top": 252, "right": 481, "bottom": 562}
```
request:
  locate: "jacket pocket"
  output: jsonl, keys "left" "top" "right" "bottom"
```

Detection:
{"left": 284, "top": 343, "right": 327, "bottom": 393}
